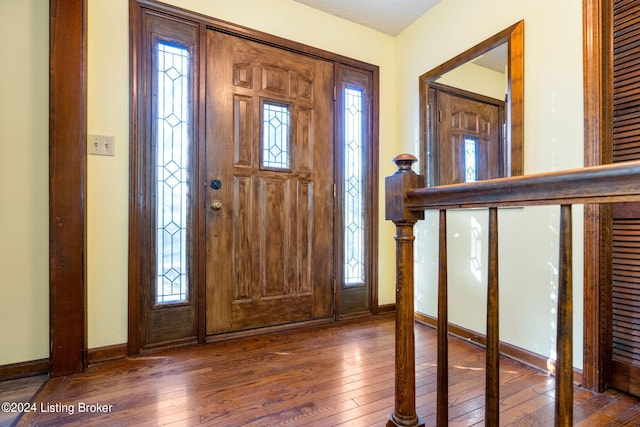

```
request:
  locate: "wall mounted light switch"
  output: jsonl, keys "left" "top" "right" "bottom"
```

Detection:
{"left": 88, "top": 134, "right": 115, "bottom": 156}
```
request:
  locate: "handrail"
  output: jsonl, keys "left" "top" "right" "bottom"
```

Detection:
{"left": 406, "top": 159, "right": 640, "bottom": 209}
{"left": 384, "top": 154, "right": 640, "bottom": 427}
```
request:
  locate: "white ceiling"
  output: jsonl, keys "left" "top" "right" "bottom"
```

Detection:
{"left": 472, "top": 43, "right": 508, "bottom": 74}
{"left": 293, "top": 0, "right": 441, "bottom": 36}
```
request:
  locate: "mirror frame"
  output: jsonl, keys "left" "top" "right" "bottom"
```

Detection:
{"left": 419, "top": 20, "right": 524, "bottom": 182}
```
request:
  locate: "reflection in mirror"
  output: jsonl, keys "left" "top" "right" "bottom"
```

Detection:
{"left": 437, "top": 42, "right": 507, "bottom": 99}
{"left": 419, "top": 21, "right": 523, "bottom": 186}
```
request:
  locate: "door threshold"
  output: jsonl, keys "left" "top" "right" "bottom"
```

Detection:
{"left": 205, "top": 318, "right": 335, "bottom": 344}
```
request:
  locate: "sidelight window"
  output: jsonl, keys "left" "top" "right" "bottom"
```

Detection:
{"left": 335, "top": 64, "right": 377, "bottom": 318}
{"left": 344, "top": 87, "right": 365, "bottom": 285}
{"left": 155, "top": 41, "right": 190, "bottom": 304}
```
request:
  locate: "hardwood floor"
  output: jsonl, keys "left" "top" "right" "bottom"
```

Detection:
{"left": 12, "top": 315, "right": 640, "bottom": 426}
{"left": 0, "top": 375, "right": 47, "bottom": 427}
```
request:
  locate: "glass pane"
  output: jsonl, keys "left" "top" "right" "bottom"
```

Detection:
{"left": 156, "top": 42, "right": 190, "bottom": 304}
{"left": 464, "top": 137, "right": 477, "bottom": 182}
{"left": 262, "top": 103, "right": 290, "bottom": 169}
{"left": 344, "top": 87, "right": 365, "bottom": 285}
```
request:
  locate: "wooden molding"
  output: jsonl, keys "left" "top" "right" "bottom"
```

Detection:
{"left": 87, "top": 344, "right": 127, "bottom": 365}
{"left": 49, "top": 0, "right": 88, "bottom": 377}
{"left": 134, "top": 0, "right": 378, "bottom": 73}
{"left": 581, "top": 0, "right": 613, "bottom": 392}
{"left": 0, "top": 359, "right": 49, "bottom": 382}
{"left": 378, "top": 304, "right": 396, "bottom": 315}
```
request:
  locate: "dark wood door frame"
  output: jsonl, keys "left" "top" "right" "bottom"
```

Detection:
{"left": 49, "top": 0, "right": 88, "bottom": 377}
{"left": 582, "top": 0, "right": 613, "bottom": 392}
{"left": 128, "top": 0, "right": 380, "bottom": 354}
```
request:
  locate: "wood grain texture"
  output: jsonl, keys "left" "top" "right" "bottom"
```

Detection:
{"left": 17, "top": 316, "right": 640, "bottom": 426}
{"left": 582, "top": 0, "right": 614, "bottom": 394}
{"left": 49, "top": 0, "right": 88, "bottom": 377}
{"left": 386, "top": 155, "right": 424, "bottom": 427}
{"left": 0, "top": 359, "right": 49, "bottom": 382}
{"left": 406, "top": 160, "right": 640, "bottom": 210}
{"left": 387, "top": 223, "right": 422, "bottom": 427}
{"left": 436, "top": 210, "right": 448, "bottom": 427}
{"left": 486, "top": 207, "right": 500, "bottom": 425}
{"left": 205, "top": 30, "right": 334, "bottom": 335}
{"left": 556, "top": 205, "right": 574, "bottom": 426}
{"left": 608, "top": 0, "right": 640, "bottom": 398}
{"left": 0, "top": 375, "right": 47, "bottom": 426}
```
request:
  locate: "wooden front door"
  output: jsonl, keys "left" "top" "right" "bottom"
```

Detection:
{"left": 205, "top": 30, "right": 335, "bottom": 335}
{"left": 429, "top": 83, "right": 504, "bottom": 185}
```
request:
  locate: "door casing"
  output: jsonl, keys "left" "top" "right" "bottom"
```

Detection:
{"left": 582, "top": 0, "right": 613, "bottom": 392}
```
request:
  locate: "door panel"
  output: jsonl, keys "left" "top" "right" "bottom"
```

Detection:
{"left": 432, "top": 85, "right": 503, "bottom": 185}
{"left": 205, "top": 30, "right": 334, "bottom": 335}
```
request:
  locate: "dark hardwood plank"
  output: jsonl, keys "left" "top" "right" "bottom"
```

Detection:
{"left": 17, "top": 316, "right": 640, "bottom": 426}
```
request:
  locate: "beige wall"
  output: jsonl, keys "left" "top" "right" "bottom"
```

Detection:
{"left": 395, "top": 0, "right": 585, "bottom": 367}
{"left": 1, "top": 0, "right": 587, "bottom": 369}
{"left": 436, "top": 61, "right": 507, "bottom": 101}
{"left": 0, "top": 0, "right": 49, "bottom": 366}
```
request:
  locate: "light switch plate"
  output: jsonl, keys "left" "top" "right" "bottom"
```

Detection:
{"left": 88, "top": 134, "right": 115, "bottom": 156}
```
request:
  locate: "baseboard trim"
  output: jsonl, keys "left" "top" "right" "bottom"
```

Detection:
{"left": 415, "top": 311, "right": 583, "bottom": 385}
{"left": 0, "top": 344, "right": 128, "bottom": 381}
{"left": 0, "top": 358, "right": 49, "bottom": 382}
{"left": 378, "top": 303, "right": 395, "bottom": 315}
{"left": 87, "top": 343, "right": 127, "bottom": 364}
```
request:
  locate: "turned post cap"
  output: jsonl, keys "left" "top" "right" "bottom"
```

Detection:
{"left": 392, "top": 154, "right": 418, "bottom": 174}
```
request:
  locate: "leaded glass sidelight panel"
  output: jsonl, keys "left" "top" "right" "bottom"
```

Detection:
{"left": 344, "top": 87, "right": 365, "bottom": 285}
{"left": 464, "top": 137, "right": 478, "bottom": 182}
{"left": 155, "top": 42, "right": 190, "bottom": 304}
{"left": 262, "top": 102, "right": 291, "bottom": 169}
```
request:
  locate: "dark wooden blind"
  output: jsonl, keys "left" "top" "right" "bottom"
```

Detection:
{"left": 613, "top": 0, "right": 640, "bottom": 162}
{"left": 612, "top": 219, "right": 640, "bottom": 365}
{"left": 611, "top": 0, "right": 640, "bottom": 394}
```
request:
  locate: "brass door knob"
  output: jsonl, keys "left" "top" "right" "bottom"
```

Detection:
{"left": 211, "top": 200, "right": 222, "bottom": 210}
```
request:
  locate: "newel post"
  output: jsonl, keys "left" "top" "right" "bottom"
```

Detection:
{"left": 385, "top": 154, "right": 425, "bottom": 427}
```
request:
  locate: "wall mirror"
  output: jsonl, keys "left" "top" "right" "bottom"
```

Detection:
{"left": 419, "top": 20, "right": 524, "bottom": 186}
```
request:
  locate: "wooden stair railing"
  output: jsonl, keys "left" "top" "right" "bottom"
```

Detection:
{"left": 384, "top": 154, "right": 640, "bottom": 427}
